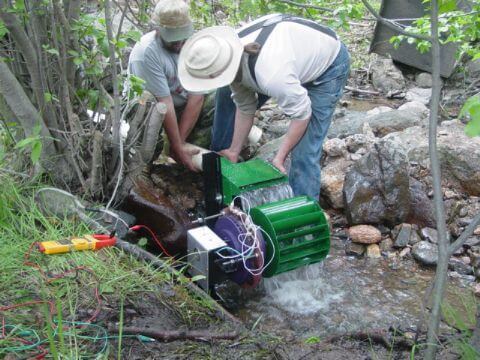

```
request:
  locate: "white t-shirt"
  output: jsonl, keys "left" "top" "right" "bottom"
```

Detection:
{"left": 231, "top": 15, "right": 341, "bottom": 120}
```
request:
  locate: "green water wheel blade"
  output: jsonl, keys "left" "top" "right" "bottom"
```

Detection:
{"left": 250, "top": 196, "right": 330, "bottom": 278}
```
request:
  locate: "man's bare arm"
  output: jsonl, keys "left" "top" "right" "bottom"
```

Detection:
{"left": 178, "top": 93, "right": 204, "bottom": 142}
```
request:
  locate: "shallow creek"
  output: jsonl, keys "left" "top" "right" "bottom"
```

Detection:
{"left": 219, "top": 238, "right": 472, "bottom": 338}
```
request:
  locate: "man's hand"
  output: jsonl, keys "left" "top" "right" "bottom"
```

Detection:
{"left": 219, "top": 148, "right": 239, "bottom": 163}
{"left": 170, "top": 144, "right": 200, "bottom": 172}
{"left": 272, "top": 154, "right": 287, "bottom": 174}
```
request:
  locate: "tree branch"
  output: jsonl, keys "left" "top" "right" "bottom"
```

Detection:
{"left": 360, "top": 0, "right": 431, "bottom": 41}
{"left": 274, "top": 0, "right": 334, "bottom": 13}
{"left": 449, "top": 212, "right": 480, "bottom": 256}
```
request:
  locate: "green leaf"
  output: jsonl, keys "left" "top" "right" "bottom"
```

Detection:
{"left": 138, "top": 238, "right": 148, "bottom": 248}
{"left": 15, "top": 137, "right": 37, "bottom": 149}
{"left": 190, "top": 275, "right": 206, "bottom": 282}
{"left": 30, "top": 141, "right": 42, "bottom": 164}
{"left": 73, "top": 57, "right": 84, "bottom": 66}
{"left": 439, "top": 0, "right": 457, "bottom": 13}
{"left": 305, "top": 336, "right": 321, "bottom": 344}
{"left": 45, "top": 48, "right": 59, "bottom": 56}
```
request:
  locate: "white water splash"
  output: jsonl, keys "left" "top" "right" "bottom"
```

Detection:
{"left": 262, "top": 263, "right": 344, "bottom": 315}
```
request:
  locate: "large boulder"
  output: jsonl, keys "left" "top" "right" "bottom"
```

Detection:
{"left": 343, "top": 139, "right": 411, "bottom": 226}
{"left": 383, "top": 120, "right": 480, "bottom": 196}
{"left": 328, "top": 108, "right": 426, "bottom": 139}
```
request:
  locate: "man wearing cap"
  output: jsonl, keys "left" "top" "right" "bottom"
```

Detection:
{"left": 128, "top": 0, "right": 203, "bottom": 171}
{"left": 178, "top": 14, "right": 350, "bottom": 200}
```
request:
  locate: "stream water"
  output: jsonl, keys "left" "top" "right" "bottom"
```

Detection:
{"left": 216, "top": 184, "right": 473, "bottom": 339}
{"left": 218, "top": 239, "right": 472, "bottom": 338}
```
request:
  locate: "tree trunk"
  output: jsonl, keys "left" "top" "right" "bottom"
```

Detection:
{"left": 0, "top": 59, "right": 56, "bottom": 161}
{"left": 425, "top": 1, "right": 449, "bottom": 359}
{"left": 140, "top": 102, "right": 166, "bottom": 163}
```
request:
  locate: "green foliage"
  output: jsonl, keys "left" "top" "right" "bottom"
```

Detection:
{"left": 304, "top": 335, "right": 321, "bottom": 344}
{"left": 460, "top": 95, "right": 480, "bottom": 137}
{"left": 14, "top": 125, "right": 43, "bottom": 164}
{"left": 389, "top": 2, "right": 480, "bottom": 59}
{"left": 190, "top": 0, "right": 365, "bottom": 30}
{"left": 442, "top": 295, "right": 479, "bottom": 359}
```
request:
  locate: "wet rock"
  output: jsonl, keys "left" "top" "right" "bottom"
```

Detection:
{"left": 379, "top": 237, "right": 394, "bottom": 252}
{"left": 415, "top": 72, "right": 433, "bottom": 88}
{"left": 393, "top": 224, "right": 412, "bottom": 248}
{"left": 349, "top": 153, "right": 362, "bottom": 161}
{"left": 321, "top": 157, "right": 353, "bottom": 209}
{"left": 475, "top": 226, "right": 480, "bottom": 236}
{"left": 405, "top": 87, "right": 431, "bottom": 105}
{"left": 449, "top": 258, "right": 473, "bottom": 275}
{"left": 348, "top": 225, "right": 382, "bottom": 244}
{"left": 343, "top": 140, "right": 410, "bottom": 226}
{"left": 452, "top": 245, "right": 464, "bottom": 256}
{"left": 121, "top": 178, "right": 189, "bottom": 254}
{"left": 474, "top": 283, "right": 480, "bottom": 296}
{"left": 412, "top": 241, "right": 438, "bottom": 266}
{"left": 384, "top": 121, "right": 480, "bottom": 196}
{"left": 458, "top": 207, "right": 468, "bottom": 218}
{"left": 345, "top": 242, "right": 365, "bottom": 257}
{"left": 444, "top": 189, "right": 458, "bottom": 199}
{"left": 366, "top": 244, "right": 381, "bottom": 258}
{"left": 371, "top": 58, "right": 406, "bottom": 93}
{"left": 323, "top": 138, "right": 347, "bottom": 157}
{"left": 421, "top": 227, "right": 438, "bottom": 244}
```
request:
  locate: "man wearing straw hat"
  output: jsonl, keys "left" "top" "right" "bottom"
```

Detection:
{"left": 178, "top": 14, "right": 350, "bottom": 199}
{"left": 128, "top": 0, "right": 204, "bottom": 171}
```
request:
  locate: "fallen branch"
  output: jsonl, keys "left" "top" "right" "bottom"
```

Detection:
{"left": 109, "top": 326, "right": 239, "bottom": 342}
{"left": 344, "top": 86, "right": 380, "bottom": 96}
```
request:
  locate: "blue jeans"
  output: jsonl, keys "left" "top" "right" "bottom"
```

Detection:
{"left": 212, "top": 43, "right": 350, "bottom": 199}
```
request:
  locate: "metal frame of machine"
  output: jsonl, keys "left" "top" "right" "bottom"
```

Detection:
{"left": 187, "top": 152, "right": 330, "bottom": 293}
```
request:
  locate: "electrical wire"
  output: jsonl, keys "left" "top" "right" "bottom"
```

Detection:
{"left": 129, "top": 224, "right": 173, "bottom": 257}
{"left": 214, "top": 196, "right": 276, "bottom": 277}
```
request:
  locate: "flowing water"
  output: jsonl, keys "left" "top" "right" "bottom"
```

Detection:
{"left": 218, "top": 238, "right": 473, "bottom": 338}
{"left": 214, "top": 179, "right": 475, "bottom": 338}
{"left": 240, "top": 182, "right": 294, "bottom": 209}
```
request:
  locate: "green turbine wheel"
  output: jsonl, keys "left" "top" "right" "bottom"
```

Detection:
{"left": 250, "top": 196, "right": 330, "bottom": 277}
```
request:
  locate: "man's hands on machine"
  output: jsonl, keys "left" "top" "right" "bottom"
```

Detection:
{"left": 170, "top": 142, "right": 200, "bottom": 172}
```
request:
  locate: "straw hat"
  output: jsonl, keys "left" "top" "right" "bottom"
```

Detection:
{"left": 178, "top": 26, "right": 243, "bottom": 92}
{"left": 152, "top": 0, "right": 193, "bottom": 42}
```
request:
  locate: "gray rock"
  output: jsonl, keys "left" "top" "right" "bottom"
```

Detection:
{"left": 398, "top": 101, "right": 429, "bottom": 116}
{"left": 343, "top": 139, "right": 411, "bottom": 226}
{"left": 345, "top": 133, "right": 375, "bottom": 153}
{"left": 328, "top": 108, "right": 425, "bottom": 139}
{"left": 405, "top": 87, "right": 431, "bottom": 105}
{"left": 409, "top": 230, "right": 422, "bottom": 245}
{"left": 323, "top": 138, "right": 347, "bottom": 157}
{"left": 393, "top": 224, "right": 412, "bottom": 248}
{"left": 466, "top": 58, "right": 480, "bottom": 77}
{"left": 412, "top": 241, "right": 438, "bottom": 266}
{"left": 371, "top": 58, "right": 406, "bottom": 93}
{"left": 421, "top": 227, "right": 438, "bottom": 244}
{"left": 383, "top": 121, "right": 480, "bottom": 196}
{"left": 415, "top": 72, "right": 433, "bottom": 88}
{"left": 345, "top": 242, "right": 365, "bottom": 257}
{"left": 366, "top": 106, "right": 393, "bottom": 116}
{"left": 448, "top": 258, "right": 473, "bottom": 275}
{"left": 380, "top": 237, "right": 394, "bottom": 252}
{"left": 407, "top": 178, "right": 436, "bottom": 228}
{"left": 464, "top": 236, "right": 480, "bottom": 248}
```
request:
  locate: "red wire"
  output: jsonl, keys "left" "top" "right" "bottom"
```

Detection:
{"left": 130, "top": 225, "right": 173, "bottom": 257}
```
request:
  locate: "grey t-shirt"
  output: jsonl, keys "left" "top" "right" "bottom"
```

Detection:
{"left": 128, "top": 31, "right": 188, "bottom": 108}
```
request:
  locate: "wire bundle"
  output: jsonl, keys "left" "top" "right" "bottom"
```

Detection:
{"left": 215, "top": 196, "right": 276, "bottom": 277}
